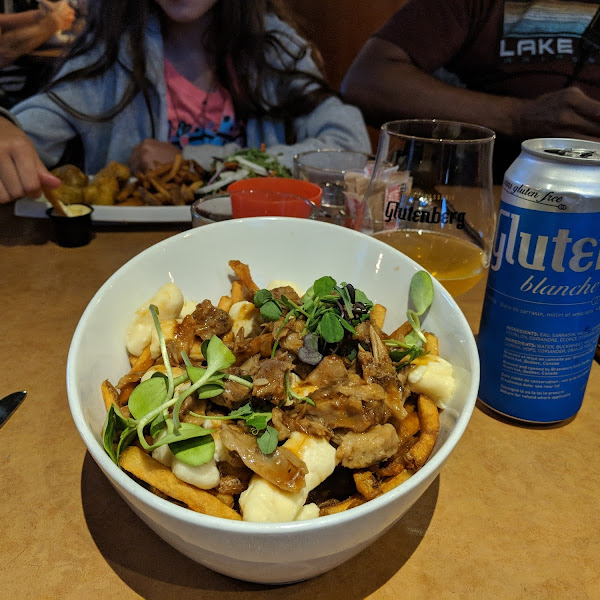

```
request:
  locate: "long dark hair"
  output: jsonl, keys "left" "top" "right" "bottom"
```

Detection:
{"left": 46, "top": 0, "right": 335, "bottom": 140}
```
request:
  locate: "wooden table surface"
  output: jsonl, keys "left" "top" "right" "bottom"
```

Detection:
{"left": 1, "top": 202, "right": 598, "bottom": 599}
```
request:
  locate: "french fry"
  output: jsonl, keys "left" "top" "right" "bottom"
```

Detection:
{"left": 101, "top": 380, "right": 119, "bottom": 411}
{"left": 404, "top": 394, "right": 440, "bottom": 469}
{"left": 230, "top": 280, "right": 244, "bottom": 304}
{"left": 399, "top": 408, "right": 420, "bottom": 439}
{"left": 116, "top": 181, "right": 138, "bottom": 202}
{"left": 389, "top": 320, "right": 413, "bottom": 341}
{"left": 189, "top": 340, "right": 205, "bottom": 361}
{"left": 163, "top": 153, "right": 183, "bottom": 183}
{"left": 228, "top": 260, "right": 259, "bottom": 294}
{"left": 130, "top": 346, "right": 153, "bottom": 371}
{"left": 119, "top": 447, "right": 242, "bottom": 520}
{"left": 180, "top": 184, "right": 195, "bottom": 204}
{"left": 217, "top": 295, "right": 233, "bottom": 312}
{"left": 319, "top": 495, "right": 364, "bottom": 516}
{"left": 353, "top": 471, "right": 381, "bottom": 500}
{"left": 188, "top": 180, "right": 205, "bottom": 192}
{"left": 423, "top": 332, "right": 439, "bottom": 356}
{"left": 118, "top": 382, "right": 136, "bottom": 406}
{"left": 209, "top": 490, "right": 235, "bottom": 509}
{"left": 370, "top": 303, "right": 386, "bottom": 329}
{"left": 43, "top": 185, "right": 70, "bottom": 216}
{"left": 374, "top": 454, "right": 406, "bottom": 478}
{"left": 148, "top": 176, "right": 171, "bottom": 199}
{"left": 379, "top": 469, "right": 413, "bottom": 494}
{"left": 146, "top": 162, "right": 171, "bottom": 179}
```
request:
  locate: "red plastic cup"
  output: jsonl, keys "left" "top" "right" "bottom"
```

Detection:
{"left": 229, "top": 190, "right": 318, "bottom": 218}
{"left": 227, "top": 177, "right": 323, "bottom": 206}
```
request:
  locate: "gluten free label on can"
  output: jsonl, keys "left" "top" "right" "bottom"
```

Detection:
{"left": 477, "top": 184, "right": 600, "bottom": 422}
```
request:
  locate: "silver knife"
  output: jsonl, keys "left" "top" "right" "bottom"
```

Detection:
{"left": 0, "top": 391, "right": 26, "bottom": 428}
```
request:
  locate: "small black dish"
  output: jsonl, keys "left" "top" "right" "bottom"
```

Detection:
{"left": 46, "top": 204, "right": 94, "bottom": 247}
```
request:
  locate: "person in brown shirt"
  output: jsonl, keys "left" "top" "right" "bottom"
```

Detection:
{"left": 342, "top": 0, "right": 600, "bottom": 180}
{"left": 0, "top": 0, "right": 75, "bottom": 67}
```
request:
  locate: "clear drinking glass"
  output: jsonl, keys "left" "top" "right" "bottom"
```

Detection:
{"left": 293, "top": 149, "right": 372, "bottom": 228}
{"left": 362, "top": 120, "right": 496, "bottom": 297}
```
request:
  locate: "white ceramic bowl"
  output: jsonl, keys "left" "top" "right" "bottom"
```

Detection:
{"left": 67, "top": 217, "right": 478, "bottom": 584}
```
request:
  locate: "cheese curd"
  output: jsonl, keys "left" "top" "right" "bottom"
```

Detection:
{"left": 152, "top": 425, "right": 224, "bottom": 490}
{"left": 180, "top": 299, "right": 198, "bottom": 319}
{"left": 149, "top": 319, "right": 178, "bottom": 359}
{"left": 239, "top": 432, "right": 336, "bottom": 522}
{"left": 408, "top": 355, "right": 456, "bottom": 409}
{"left": 126, "top": 283, "right": 184, "bottom": 356}
{"left": 229, "top": 301, "right": 261, "bottom": 338}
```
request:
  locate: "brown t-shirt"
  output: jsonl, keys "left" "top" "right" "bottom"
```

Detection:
{"left": 375, "top": 0, "right": 600, "bottom": 178}
{"left": 375, "top": 0, "right": 600, "bottom": 100}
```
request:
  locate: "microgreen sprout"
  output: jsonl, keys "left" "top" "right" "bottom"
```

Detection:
{"left": 189, "top": 402, "right": 277, "bottom": 454}
{"left": 102, "top": 315, "right": 237, "bottom": 465}
{"left": 297, "top": 332, "right": 322, "bottom": 365}
{"left": 382, "top": 270, "right": 434, "bottom": 369}
{"left": 406, "top": 271, "right": 434, "bottom": 344}
{"left": 170, "top": 334, "right": 235, "bottom": 430}
{"left": 150, "top": 304, "right": 174, "bottom": 403}
{"left": 384, "top": 339, "right": 426, "bottom": 370}
{"left": 253, "top": 277, "right": 373, "bottom": 364}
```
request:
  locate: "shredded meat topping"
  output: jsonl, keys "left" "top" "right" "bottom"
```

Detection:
{"left": 304, "top": 375, "right": 390, "bottom": 433}
{"left": 252, "top": 354, "right": 295, "bottom": 404}
{"left": 192, "top": 299, "right": 232, "bottom": 340}
{"left": 220, "top": 423, "right": 307, "bottom": 493}
{"left": 269, "top": 285, "right": 302, "bottom": 306}
{"left": 335, "top": 424, "right": 400, "bottom": 469}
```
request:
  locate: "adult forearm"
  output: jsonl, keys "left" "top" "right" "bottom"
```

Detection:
{"left": 343, "top": 54, "right": 522, "bottom": 138}
{"left": 0, "top": 10, "right": 42, "bottom": 32}
{"left": 0, "top": 15, "right": 59, "bottom": 67}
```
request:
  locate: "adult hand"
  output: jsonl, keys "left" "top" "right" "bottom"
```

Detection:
{"left": 128, "top": 139, "right": 181, "bottom": 173}
{"left": 0, "top": 118, "right": 61, "bottom": 203}
{"left": 39, "top": 0, "right": 76, "bottom": 32}
{"left": 516, "top": 86, "right": 600, "bottom": 140}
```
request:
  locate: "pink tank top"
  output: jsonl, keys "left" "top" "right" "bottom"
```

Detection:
{"left": 164, "top": 58, "right": 245, "bottom": 148}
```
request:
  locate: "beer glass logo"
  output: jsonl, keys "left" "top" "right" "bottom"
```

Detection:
{"left": 384, "top": 199, "right": 467, "bottom": 229}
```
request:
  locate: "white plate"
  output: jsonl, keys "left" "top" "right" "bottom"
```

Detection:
{"left": 14, "top": 196, "right": 192, "bottom": 224}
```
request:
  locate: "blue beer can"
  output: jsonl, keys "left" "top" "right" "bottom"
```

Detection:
{"left": 478, "top": 138, "right": 600, "bottom": 422}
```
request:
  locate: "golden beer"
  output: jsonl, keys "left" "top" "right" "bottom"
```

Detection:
{"left": 373, "top": 229, "right": 487, "bottom": 296}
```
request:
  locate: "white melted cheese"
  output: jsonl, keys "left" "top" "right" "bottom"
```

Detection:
{"left": 296, "top": 503, "right": 320, "bottom": 520}
{"left": 149, "top": 318, "right": 178, "bottom": 359}
{"left": 179, "top": 299, "right": 198, "bottom": 319}
{"left": 151, "top": 423, "right": 222, "bottom": 490}
{"left": 239, "top": 432, "right": 336, "bottom": 522}
{"left": 290, "top": 373, "right": 318, "bottom": 398}
{"left": 229, "top": 301, "right": 261, "bottom": 338}
{"left": 125, "top": 283, "right": 184, "bottom": 356}
{"left": 408, "top": 355, "right": 456, "bottom": 409}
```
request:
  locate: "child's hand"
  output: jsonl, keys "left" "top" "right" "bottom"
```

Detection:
{"left": 0, "top": 118, "right": 60, "bottom": 203}
{"left": 128, "top": 139, "right": 181, "bottom": 173}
